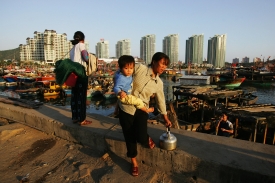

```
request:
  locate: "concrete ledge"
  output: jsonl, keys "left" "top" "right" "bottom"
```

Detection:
{"left": 0, "top": 99, "right": 274, "bottom": 183}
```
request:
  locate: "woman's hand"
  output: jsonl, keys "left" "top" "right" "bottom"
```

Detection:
{"left": 163, "top": 114, "right": 172, "bottom": 127}
{"left": 165, "top": 119, "right": 172, "bottom": 127}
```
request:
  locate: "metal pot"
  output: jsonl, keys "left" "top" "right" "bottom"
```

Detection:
{"left": 159, "top": 127, "right": 177, "bottom": 150}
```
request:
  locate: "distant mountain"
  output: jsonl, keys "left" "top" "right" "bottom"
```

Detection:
{"left": 0, "top": 47, "right": 20, "bottom": 61}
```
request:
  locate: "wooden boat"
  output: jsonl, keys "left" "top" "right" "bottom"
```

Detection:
{"left": 40, "top": 81, "right": 66, "bottom": 96}
{"left": 240, "top": 93, "right": 258, "bottom": 106}
{"left": 49, "top": 81, "right": 63, "bottom": 90}
{"left": 0, "top": 77, "right": 6, "bottom": 85}
{"left": 43, "top": 88, "right": 61, "bottom": 96}
{"left": 15, "top": 88, "right": 41, "bottom": 98}
{"left": 36, "top": 74, "right": 55, "bottom": 86}
{"left": 3, "top": 74, "right": 18, "bottom": 81}
{"left": 160, "top": 69, "right": 183, "bottom": 77}
{"left": 17, "top": 76, "right": 36, "bottom": 84}
{"left": 3, "top": 76, "right": 18, "bottom": 86}
{"left": 43, "top": 94, "right": 60, "bottom": 102}
{"left": 228, "top": 92, "right": 258, "bottom": 106}
{"left": 216, "top": 77, "right": 246, "bottom": 89}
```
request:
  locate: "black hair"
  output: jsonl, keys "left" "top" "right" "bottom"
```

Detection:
{"left": 71, "top": 31, "right": 85, "bottom": 45}
{"left": 221, "top": 111, "right": 228, "bottom": 116}
{"left": 118, "top": 55, "right": 135, "bottom": 69}
{"left": 150, "top": 52, "right": 170, "bottom": 66}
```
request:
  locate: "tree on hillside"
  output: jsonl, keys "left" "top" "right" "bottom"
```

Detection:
{"left": 0, "top": 48, "right": 20, "bottom": 61}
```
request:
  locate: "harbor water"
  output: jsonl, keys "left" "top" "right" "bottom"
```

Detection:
{"left": 0, "top": 73, "right": 274, "bottom": 116}
{"left": 162, "top": 70, "right": 275, "bottom": 104}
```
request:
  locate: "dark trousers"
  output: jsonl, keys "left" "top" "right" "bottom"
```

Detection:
{"left": 119, "top": 108, "right": 149, "bottom": 158}
{"left": 71, "top": 77, "right": 88, "bottom": 122}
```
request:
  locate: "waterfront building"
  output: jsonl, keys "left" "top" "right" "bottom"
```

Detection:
{"left": 242, "top": 56, "right": 249, "bottom": 63}
{"left": 140, "top": 34, "right": 155, "bottom": 65}
{"left": 253, "top": 57, "right": 261, "bottom": 62}
{"left": 19, "top": 29, "right": 89, "bottom": 64}
{"left": 232, "top": 58, "right": 239, "bottom": 63}
{"left": 163, "top": 34, "right": 179, "bottom": 66}
{"left": 96, "top": 39, "right": 109, "bottom": 59}
{"left": 185, "top": 34, "right": 204, "bottom": 65}
{"left": 207, "top": 34, "right": 227, "bottom": 68}
{"left": 116, "top": 39, "right": 131, "bottom": 58}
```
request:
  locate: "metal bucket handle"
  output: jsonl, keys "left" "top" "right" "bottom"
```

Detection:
{"left": 166, "top": 126, "right": 171, "bottom": 139}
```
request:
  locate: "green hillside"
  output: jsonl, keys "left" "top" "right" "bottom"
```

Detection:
{"left": 0, "top": 47, "right": 20, "bottom": 61}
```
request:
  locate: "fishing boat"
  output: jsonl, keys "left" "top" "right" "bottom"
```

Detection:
{"left": 43, "top": 88, "right": 61, "bottom": 96}
{"left": 226, "top": 89, "right": 258, "bottom": 106}
{"left": 49, "top": 81, "right": 64, "bottom": 90}
{"left": 217, "top": 77, "right": 246, "bottom": 89}
{"left": 15, "top": 88, "right": 41, "bottom": 98}
{"left": 17, "top": 76, "right": 36, "bottom": 84}
{"left": 207, "top": 72, "right": 245, "bottom": 88}
{"left": 36, "top": 74, "right": 55, "bottom": 86}
{"left": 42, "top": 81, "right": 63, "bottom": 96}
{"left": 3, "top": 74, "right": 18, "bottom": 81}
{"left": 0, "top": 77, "right": 6, "bottom": 86}
{"left": 5, "top": 77, "right": 18, "bottom": 86}
{"left": 240, "top": 93, "right": 258, "bottom": 106}
{"left": 160, "top": 69, "right": 183, "bottom": 77}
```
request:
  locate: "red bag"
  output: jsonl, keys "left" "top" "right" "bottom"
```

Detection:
{"left": 64, "top": 72, "right": 78, "bottom": 87}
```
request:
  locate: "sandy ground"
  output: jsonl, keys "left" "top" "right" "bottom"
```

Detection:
{"left": 0, "top": 122, "right": 195, "bottom": 183}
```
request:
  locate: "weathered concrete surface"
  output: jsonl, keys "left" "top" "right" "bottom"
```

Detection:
{"left": 0, "top": 97, "right": 274, "bottom": 183}
{"left": 1, "top": 123, "right": 188, "bottom": 183}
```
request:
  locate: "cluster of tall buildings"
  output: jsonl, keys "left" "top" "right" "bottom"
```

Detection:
{"left": 232, "top": 57, "right": 250, "bottom": 64}
{"left": 19, "top": 29, "right": 227, "bottom": 67}
{"left": 19, "top": 30, "right": 89, "bottom": 64}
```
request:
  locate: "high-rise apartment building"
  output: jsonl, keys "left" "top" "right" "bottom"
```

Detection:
{"left": 232, "top": 58, "right": 239, "bottom": 63}
{"left": 242, "top": 56, "right": 249, "bottom": 63}
{"left": 253, "top": 57, "right": 261, "bottom": 62}
{"left": 19, "top": 29, "right": 89, "bottom": 64}
{"left": 116, "top": 39, "right": 131, "bottom": 58}
{"left": 185, "top": 34, "right": 204, "bottom": 64}
{"left": 207, "top": 34, "right": 227, "bottom": 68}
{"left": 163, "top": 34, "right": 179, "bottom": 65}
{"left": 96, "top": 39, "right": 109, "bottom": 59}
{"left": 140, "top": 34, "right": 155, "bottom": 64}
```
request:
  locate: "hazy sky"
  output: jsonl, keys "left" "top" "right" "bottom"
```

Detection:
{"left": 1, "top": 0, "right": 274, "bottom": 62}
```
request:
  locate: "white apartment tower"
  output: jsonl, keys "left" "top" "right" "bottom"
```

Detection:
{"left": 116, "top": 39, "right": 131, "bottom": 58}
{"left": 96, "top": 39, "right": 109, "bottom": 59}
{"left": 19, "top": 29, "right": 87, "bottom": 64}
{"left": 207, "top": 34, "right": 227, "bottom": 68}
{"left": 185, "top": 34, "right": 204, "bottom": 64}
{"left": 140, "top": 34, "right": 155, "bottom": 64}
{"left": 163, "top": 34, "right": 179, "bottom": 65}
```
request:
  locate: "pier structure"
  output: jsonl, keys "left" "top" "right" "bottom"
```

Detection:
{"left": 171, "top": 85, "right": 275, "bottom": 145}
{"left": 0, "top": 95, "right": 274, "bottom": 182}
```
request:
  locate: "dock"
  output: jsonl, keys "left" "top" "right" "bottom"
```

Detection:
{"left": 169, "top": 85, "right": 275, "bottom": 145}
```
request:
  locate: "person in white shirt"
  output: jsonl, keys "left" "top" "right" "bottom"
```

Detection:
{"left": 69, "top": 31, "right": 91, "bottom": 126}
